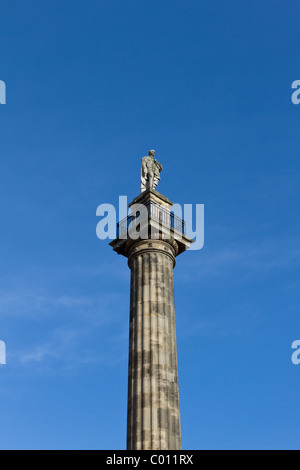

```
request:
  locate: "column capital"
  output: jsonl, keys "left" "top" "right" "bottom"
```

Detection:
{"left": 128, "top": 239, "right": 178, "bottom": 269}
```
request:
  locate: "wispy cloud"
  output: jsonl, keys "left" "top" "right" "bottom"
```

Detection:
{"left": 178, "top": 238, "right": 300, "bottom": 282}
{"left": 17, "top": 329, "right": 78, "bottom": 365}
{"left": 0, "top": 288, "right": 126, "bottom": 323}
{"left": 8, "top": 324, "right": 128, "bottom": 375}
{"left": 0, "top": 287, "right": 129, "bottom": 374}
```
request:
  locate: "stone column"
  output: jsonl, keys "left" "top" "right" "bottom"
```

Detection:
{"left": 109, "top": 188, "right": 193, "bottom": 450}
{"left": 127, "top": 239, "right": 181, "bottom": 450}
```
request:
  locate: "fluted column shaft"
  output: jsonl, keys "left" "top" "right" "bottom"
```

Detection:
{"left": 127, "top": 239, "right": 181, "bottom": 450}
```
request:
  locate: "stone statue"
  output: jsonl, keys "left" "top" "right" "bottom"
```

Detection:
{"left": 140, "top": 150, "right": 163, "bottom": 192}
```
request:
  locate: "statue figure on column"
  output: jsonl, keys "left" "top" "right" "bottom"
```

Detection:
{"left": 140, "top": 150, "right": 163, "bottom": 193}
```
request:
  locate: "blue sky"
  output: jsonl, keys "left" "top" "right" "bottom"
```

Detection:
{"left": 0, "top": 0, "right": 299, "bottom": 450}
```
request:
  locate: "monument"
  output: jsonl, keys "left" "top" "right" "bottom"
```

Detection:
{"left": 140, "top": 149, "right": 163, "bottom": 192}
{"left": 110, "top": 150, "right": 193, "bottom": 450}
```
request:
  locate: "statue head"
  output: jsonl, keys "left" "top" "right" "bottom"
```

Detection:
{"left": 148, "top": 150, "right": 155, "bottom": 158}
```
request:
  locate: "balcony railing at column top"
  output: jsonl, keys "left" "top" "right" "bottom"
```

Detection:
{"left": 116, "top": 201, "right": 185, "bottom": 238}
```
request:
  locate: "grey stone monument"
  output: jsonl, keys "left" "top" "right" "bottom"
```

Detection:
{"left": 110, "top": 151, "right": 193, "bottom": 450}
{"left": 140, "top": 149, "right": 163, "bottom": 192}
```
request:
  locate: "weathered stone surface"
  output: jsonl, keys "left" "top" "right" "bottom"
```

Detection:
{"left": 127, "top": 240, "right": 181, "bottom": 450}
{"left": 110, "top": 190, "right": 193, "bottom": 450}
